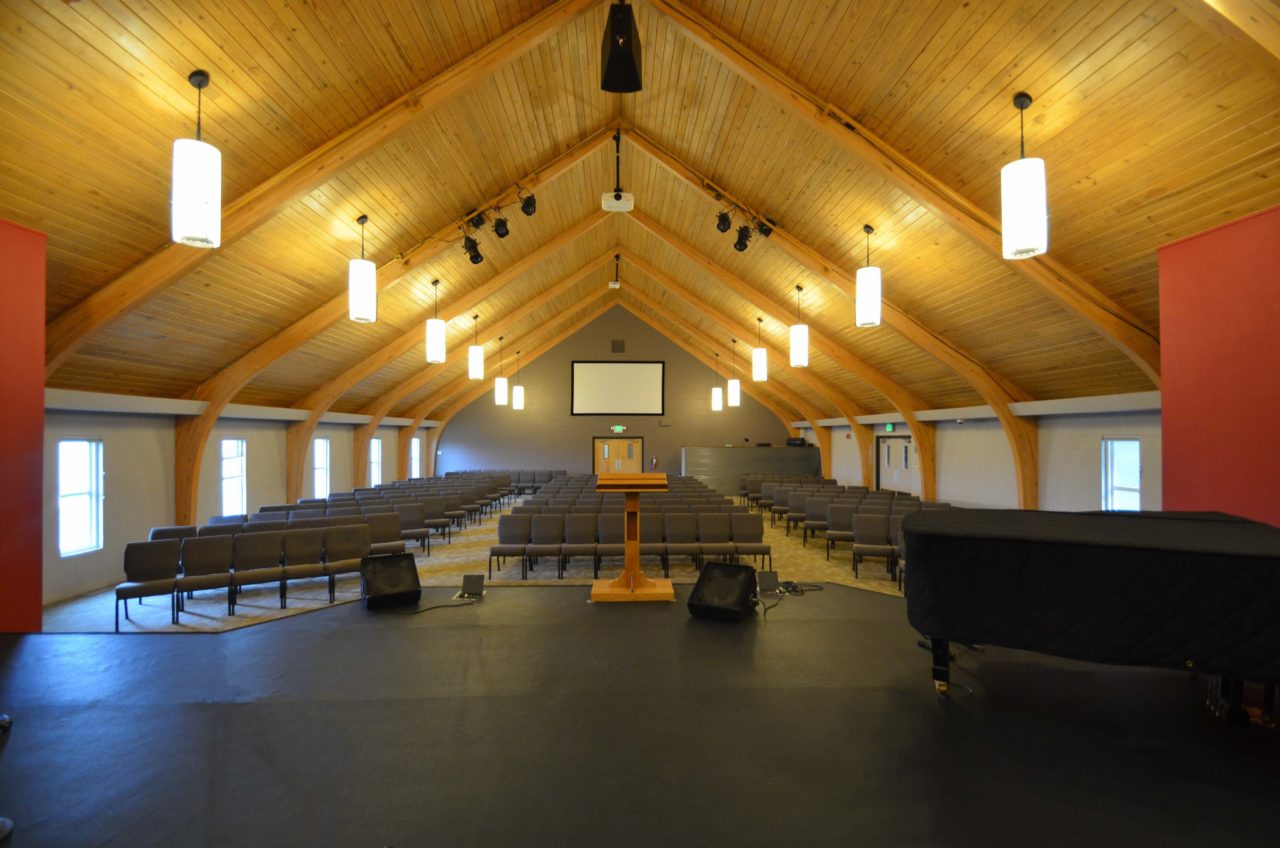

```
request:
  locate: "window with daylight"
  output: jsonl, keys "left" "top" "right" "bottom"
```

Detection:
{"left": 1102, "top": 438, "right": 1141, "bottom": 512}
{"left": 221, "top": 439, "right": 247, "bottom": 517}
{"left": 58, "top": 439, "right": 104, "bottom": 557}
{"left": 410, "top": 436, "right": 421, "bottom": 479}
{"left": 370, "top": 438, "right": 383, "bottom": 486}
{"left": 313, "top": 437, "right": 331, "bottom": 499}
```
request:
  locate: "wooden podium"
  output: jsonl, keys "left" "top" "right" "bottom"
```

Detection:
{"left": 590, "top": 472, "right": 676, "bottom": 603}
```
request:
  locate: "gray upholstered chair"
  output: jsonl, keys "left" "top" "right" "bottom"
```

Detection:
{"left": 115, "top": 539, "right": 180, "bottom": 631}
{"left": 209, "top": 513, "right": 248, "bottom": 526}
{"left": 230, "top": 532, "right": 286, "bottom": 613}
{"left": 420, "top": 497, "right": 453, "bottom": 543}
{"left": 559, "top": 514, "right": 598, "bottom": 578}
{"left": 825, "top": 504, "right": 856, "bottom": 561}
{"left": 525, "top": 514, "right": 565, "bottom": 578}
{"left": 197, "top": 523, "right": 240, "bottom": 536}
{"left": 365, "top": 512, "right": 406, "bottom": 556}
{"left": 850, "top": 514, "right": 894, "bottom": 579}
{"left": 784, "top": 491, "right": 809, "bottom": 536}
{"left": 729, "top": 513, "right": 771, "bottom": 571}
{"left": 801, "top": 498, "right": 831, "bottom": 546}
{"left": 149, "top": 525, "right": 198, "bottom": 542}
{"left": 663, "top": 513, "right": 701, "bottom": 575}
{"left": 395, "top": 503, "right": 432, "bottom": 554}
{"left": 696, "top": 513, "right": 736, "bottom": 563}
{"left": 281, "top": 528, "right": 327, "bottom": 606}
{"left": 595, "top": 513, "right": 625, "bottom": 578}
{"left": 175, "top": 535, "right": 234, "bottom": 620}
{"left": 322, "top": 524, "right": 371, "bottom": 602}
{"left": 768, "top": 487, "right": 792, "bottom": 527}
{"left": 639, "top": 513, "right": 668, "bottom": 576}
{"left": 489, "top": 514, "right": 531, "bottom": 579}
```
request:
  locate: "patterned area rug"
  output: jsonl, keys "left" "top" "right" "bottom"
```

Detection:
{"left": 42, "top": 504, "right": 902, "bottom": 633}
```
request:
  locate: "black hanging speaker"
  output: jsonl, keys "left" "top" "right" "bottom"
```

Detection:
{"left": 360, "top": 553, "right": 421, "bottom": 610}
{"left": 601, "top": 2, "right": 642, "bottom": 93}
{"left": 687, "top": 562, "right": 757, "bottom": 622}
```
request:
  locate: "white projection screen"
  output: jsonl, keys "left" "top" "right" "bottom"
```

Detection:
{"left": 572, "top": 361, "right": 665, "bottom": 415}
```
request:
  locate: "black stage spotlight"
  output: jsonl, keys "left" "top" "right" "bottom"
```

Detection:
{"left": 520, "top": 194, "right": 537, "bottom": 216}
{"left": 756, "top": 219, "right": 773, "bottom": 238}
{"left": 716, "top": 211, "right": 732, "bottom": 233}
{"left": 493, "top": 217, "right": 509, "bottom": 238}
{"left": 601, "top": 1, "right": 642, "bottom": 93}
{"left": 468, "top": 212, "right": 486, "bottom": 229}
{"left": 734, "top": 225, "right": 752, "bottom": 252}
{"left": 463, "top": 235, "right": 483, "bottom": 265}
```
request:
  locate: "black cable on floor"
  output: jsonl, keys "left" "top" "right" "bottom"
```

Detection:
{"left": 392, "top": 599, "right": 477, "bottom": 615}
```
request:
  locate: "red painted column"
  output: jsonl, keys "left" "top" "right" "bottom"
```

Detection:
{"left": 1159, "top": 206, "right": 1280, "bottom": 526}
{"left": 0, "top": 220, "right": 46, "bottom": 632}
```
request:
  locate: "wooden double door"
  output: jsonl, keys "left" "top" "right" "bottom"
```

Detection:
{"left": 593, "top": 437, "right": 644, "bottom": 475}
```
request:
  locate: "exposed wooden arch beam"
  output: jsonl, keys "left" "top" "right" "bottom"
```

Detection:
{"left": 45, "top": 0, "right": 602, "bottom": 376}
{"left": 627, "top": 209, "right": 937, "bottom": 498}
{"left": 646, "top": 0, "right": 1162, "bottom": 385}
{"left": 403, "top": 298, "right": 622, "bottom": 478}
{"left": 347, "top": 251, "right": 613, "bottom": 488}
{"left": 618, "top": 250, "right": 874, "bottom": 488}
{"left": 623, "top": 132, "right": 1037, "bottom": 506}
{"left": 287, "top": 251, "right": 615, "bottom": 501}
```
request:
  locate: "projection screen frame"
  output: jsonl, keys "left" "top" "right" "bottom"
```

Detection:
{"left": 570, "top": 360, "right": 666, "bottom": 416}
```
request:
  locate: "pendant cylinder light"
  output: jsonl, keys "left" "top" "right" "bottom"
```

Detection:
{"left": 789, "top": 285, "right": 809, "bottom": 367}
{"left": 711, "top": 353, "right": 723, "bottom": 412}
{"left": 752, "top": 318, "right": 767, "bottom": 382}
{"left": 727, "top": 339, "right": 741, "bottom": 407}
{"left": 494, "top": 337, "right": 508, "bottom": 405}
{"left": 512, "top": 351, "right": 525, "bottom": 411}
{"left": 1001, "top": 92, "right": 1048, "bottom": 260}
{"left": 856, "top": 224, "right": 882, "bottom": 328}
{"left": 171, "top": 70, "right": 221, "bottom": 248}
{"left": 348, "top": 214, "right": 376, "bottom": 323}
{"left": 468, "top": 315, "right": 484, "bottom": 379}
{"left": 425, "top": 279, "right": 446, "bottom": 363}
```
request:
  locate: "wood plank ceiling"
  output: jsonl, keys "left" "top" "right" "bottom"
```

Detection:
{"left": 4, "top": 0, "right": 1279, "bottom": 425}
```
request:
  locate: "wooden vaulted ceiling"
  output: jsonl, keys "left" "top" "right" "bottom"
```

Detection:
{"left": 5, "top": 0, "right": 1280, "bottom": 429}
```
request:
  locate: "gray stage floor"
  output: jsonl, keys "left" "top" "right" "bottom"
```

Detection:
{"left": 1, "top": 584, "right": 1277, "bottom": 847}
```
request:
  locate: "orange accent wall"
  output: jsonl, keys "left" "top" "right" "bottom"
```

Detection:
{"left": 0, "top": 219, "right": 46, "bottom": 631}
{"left": 1159, "top": 205, "right": 1280, "bottom": 527}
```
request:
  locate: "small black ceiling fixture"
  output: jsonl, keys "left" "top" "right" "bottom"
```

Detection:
{"left": 734, "top": 225, "right": 752, "bottom": 252}
{"left": 601, "top": 1, "right": 642, "bottom": 93}
{"left": 716, "top": 211, "right": 732, "bottom": 233}
{"left": 520, "top": 193, "right": 536, "bottom": 216}
{"left": 463, "top": 235, "right": 483, "bottom": 265}
{"left": 493, "top": 217, "right": 509, "bottom": 238}
{"left": 468, "top": 212, "right": 486, "bottom": 230}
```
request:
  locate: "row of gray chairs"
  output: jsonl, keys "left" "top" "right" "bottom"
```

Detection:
{"left": 151, "top": 513, "right": 407, "bottom": 557}
{"left": 115, "top": 524, "right": 374, "bottom": 631}
{"left": 489, "top": 512, "right": 772, "bottom": 580}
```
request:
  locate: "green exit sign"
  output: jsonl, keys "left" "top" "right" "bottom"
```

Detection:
{"left": 610, "top": 425, "right": 627, "bottom": 434}
{"left": 885, "top": 423, "right": 895, "bottom": 432}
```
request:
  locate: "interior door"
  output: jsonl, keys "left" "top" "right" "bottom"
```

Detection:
{"left": 593, "top": 438, "right": 643, "bottom": 474}
{"left": 876, "top": 436, "right": 917, "bottom": 493}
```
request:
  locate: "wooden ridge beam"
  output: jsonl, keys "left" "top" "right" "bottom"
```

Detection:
{"left": 1183, "top": 1, "right": 1280, "bottom": 76}
{"left": 624, "top": 131, "right": 1036, "bottom": 506}
{"left": 646, "top": 0, "right": 1161, "bottom": 384}
{"left": 46, "top": 0, "right": 602, "bottom": 376}
{"left": 618, "top": 250, "right": 874, "bottom": 488}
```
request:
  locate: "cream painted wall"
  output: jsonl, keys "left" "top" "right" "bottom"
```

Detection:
{"left": 198, "top": 419, "right": 288, "bottom": 522}
{"left": 1038, "top": 412, "right": 1162, "bottom": 512}
{"left": 43, "top": 411, "right": 175, "bottom": 604}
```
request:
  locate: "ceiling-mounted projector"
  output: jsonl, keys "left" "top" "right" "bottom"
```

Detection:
{"left": 602, "top": 190, "right": 634, "bottom": 212}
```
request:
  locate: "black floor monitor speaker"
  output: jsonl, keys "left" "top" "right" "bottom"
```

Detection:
{"left": 687, "top": 562, "right": 757, "bottom": 622}
{"left": 360, "top": 553, "right": 421, "bottom": 610}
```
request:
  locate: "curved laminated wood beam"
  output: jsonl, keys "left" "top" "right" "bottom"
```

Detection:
{"left": 398, "top": 298, "right": 623, "bottom": 478}
{"left": 283, "top": 233, "right": 612, "bottom": 500}
{"left": 346, "top": 251, "right": 612, "bottom": 488}
{"left": 45, "top": 0, "right": 602, "bottom": 376}
{"left": 621, "top": 132, "right": 1036, "bottom": 504}
{"left": 646, "top": 0, "right": 1161, "bottom": 385}
{"left": 619, "top": 250, "right": 874, "bottom": 488}
{"left": 627, "top": 210, "right": 937, "bottom": 498}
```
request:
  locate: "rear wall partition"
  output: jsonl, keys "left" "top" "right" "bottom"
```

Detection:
{"left": 436, "top": 307, "right": 791, "bottom": 479}
{"left": 1159, "top": 206, "right": 1280, "bottom": 526}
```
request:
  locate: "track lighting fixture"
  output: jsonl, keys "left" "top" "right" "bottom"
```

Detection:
{"left": 463, "top": 235, "right": 483, "bottom": 265}
{"left": 856, "top": 224, "right": 882, "bottom": 328}
{"left": 790, "top": 285, "right": 809, "bottom": 367}
{"left": 752, "top": 318, "right": 767, "bottom": 382}
{"left": 520, "top": 193, "right": 536, "bottom": 216}
{"left": 601, "top": 0, "right": 642, "bottom": 93}
{"left": 727, "top": 339, "right": 741, "bottom": 407}
{"left": 171, "top": 69, "right": 221, "bottom": 248}
{"left": 494, "top": 336, "right": 508, "bottom": 405}
{"left": 716, "top": 211, "right": 732, "bottom": 233}
{"left": 1001, "top": 91, "right": 1048, "bottom": 260}
{"left": 348, "top": 214, "right": 377, "bottom": 323}
{"left": 734, "top": 225, "right": 752, "bottom": 253}
{"left": 425, "top": 279, "right": 446, "bottom": 364}
{"left": 468, "top": 213, "right": 486, "bottom": 229}
{"left": 493, "top": 217, "right": 509, "bottom": 239}
{"left": 468, "top": 315, "right": 484, "bottom": 379}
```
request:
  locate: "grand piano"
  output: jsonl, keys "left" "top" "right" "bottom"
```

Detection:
{"left": 902, "top": 509, "right": 1280, "bottom": 719}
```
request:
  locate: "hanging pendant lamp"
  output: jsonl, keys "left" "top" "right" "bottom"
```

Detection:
{"left": 468, "top": 315, "right": 484, "bottom": 379}
{"left": 855, "top": 224, "right": 882, "bottom": 328}
{"left": 171, "top": 69, "right": 221, "bottom": 248}
{"left": 727, "top": 339, "right": 741, "bottom": 407}
{"left": 711, "top": 353, "right": 724, "bottom": 412}
{"left": 512, "top": 351, "right": 525, "bottom": 411}
{"left": 790, "top": 285, "right": 809, "bottom": 367}
{"left": 494, "top": 336, "right": 508, "bottom": 405}
{"left": 425, "top": 279, "right": 446, "bottom": 363}
{"left": 1001, "top": 91, "right": 1048, "bottom": 260}
{"left": 752, "top": 317, "right": 767, "bottom": 382}
{"left": 348, "top": 214, "right": 377, "bottom": 323}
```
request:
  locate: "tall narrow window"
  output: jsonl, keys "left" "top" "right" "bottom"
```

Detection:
{"left": 57, "top": 439, "right": 104, "bottom": 557}
{"left": 313, "top": 437, "right": 331, "bottom": 499}
{"left": 370, "top": 438, "right": 383, "bottom": 486}
{"left": 1102, "top": 438, "right": 1141, "bottom": 511}
{"left": 221, "top": 438, "right": 247, "bottom": 516}
{"left": 410, "top": 436, "right": 421, "bottom": 479}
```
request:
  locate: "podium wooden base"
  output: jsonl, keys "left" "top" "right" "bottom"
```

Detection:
{"left": 590, "top": 577, "right": 676, "bottom": 603}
